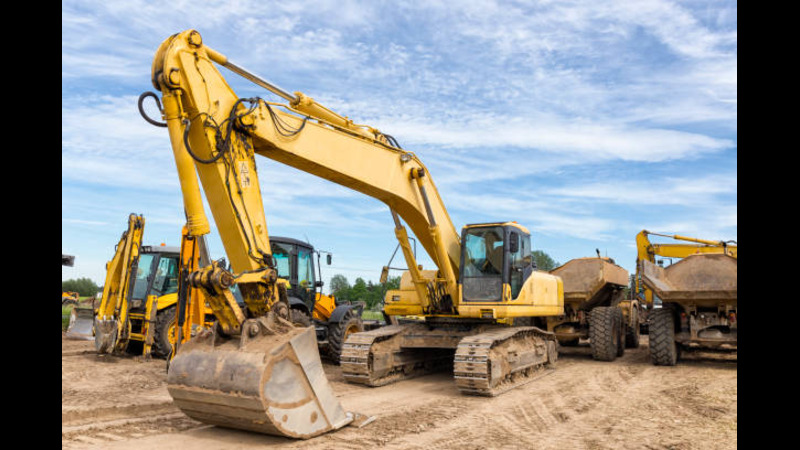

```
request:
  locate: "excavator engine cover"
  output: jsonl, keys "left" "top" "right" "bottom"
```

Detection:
{"left": 166, "top": 312, "right": 353, "bottom": 439}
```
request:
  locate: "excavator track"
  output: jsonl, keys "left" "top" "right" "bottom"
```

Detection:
{"left": 340, "top": 324, "right": 452, "bottom": 386}
{"left": 453, "top": 326, "right": 557, "bottom": 396}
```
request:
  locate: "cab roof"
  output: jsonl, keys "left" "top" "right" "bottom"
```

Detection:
{"left": 463, "top": 222, "right": 530, "bottom": 235}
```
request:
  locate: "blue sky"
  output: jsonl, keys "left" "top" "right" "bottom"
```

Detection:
{"left": 62, "top": 1, "right": 737, "bottom": 292}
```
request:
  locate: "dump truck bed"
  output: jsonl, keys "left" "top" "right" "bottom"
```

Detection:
{"left": 550, "top": 258, "right": 629, "bottom": 306}
{"left": 641, "top": 253, "right": 737, "bottom": 306}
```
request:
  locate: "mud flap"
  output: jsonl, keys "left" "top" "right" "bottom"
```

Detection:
{"left": 65, "top": 307, "right": 95, "bottom": 341}
{"left": 166, "top": 314, "right": 355, "bottom": 439}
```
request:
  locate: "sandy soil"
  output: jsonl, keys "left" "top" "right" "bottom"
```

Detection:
{"left": 62, "top": 333, "right": 737, "bottom": 449}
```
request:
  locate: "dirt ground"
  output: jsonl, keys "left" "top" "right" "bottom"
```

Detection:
{"left": 62, "top": 333, "right": 737, "bottom": 450}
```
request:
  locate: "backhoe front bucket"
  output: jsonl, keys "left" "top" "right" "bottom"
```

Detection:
{"left": 65, "top": 306, "right": 95, "bottom": 340}
{"left": 166, "top": 313, "right": 353, "bottom": 439}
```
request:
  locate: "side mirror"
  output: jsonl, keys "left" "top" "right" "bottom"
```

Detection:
{"left": 326, "top": 254, "right": 332, "bottom": 265}
{"left": 509, "top": 232, "right": 519, "bottom": 254}
{"left": 315, "top": 281, "right": 324, "bottom": 288}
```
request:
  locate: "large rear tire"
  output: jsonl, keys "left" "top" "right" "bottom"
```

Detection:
{"left": 589, "top": 306, "right": 620, "bottom": 361}
{"left": 649, "top": 308, "right": 678, "bottom": 366}
{"left": 327, "top": 309, "right": 364, "bottom": 364}
{"left": 153, "top": 306, "right": 177, "bottom": 358}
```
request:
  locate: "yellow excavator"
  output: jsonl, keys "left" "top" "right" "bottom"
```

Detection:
{"left": 635, "top": 230, "right": 737, "bottom": 365}
{"left": 144, "top": 29, "right": 563, "bottom": 439}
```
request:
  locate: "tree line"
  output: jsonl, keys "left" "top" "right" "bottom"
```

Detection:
{"left": 62, "top": 278, "right": 100, "bottom": 297}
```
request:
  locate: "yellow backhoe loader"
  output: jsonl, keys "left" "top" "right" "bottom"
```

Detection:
{"left": 68, "top": 214, "right": 214, "bottom": 358}
{"left": 635, "top": 230, "right": 737, "bottom": 365}
{"left": 143, "top": 29, "right": 563, "bottom": 439}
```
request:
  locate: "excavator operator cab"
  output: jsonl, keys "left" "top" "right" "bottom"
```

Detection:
{"left": 129, "top": 245, "right": 180, "bottom": 310}
{"left": 460, "top": 223, "right": 533, "bottom": 303}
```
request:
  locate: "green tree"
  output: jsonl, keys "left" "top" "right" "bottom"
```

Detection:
{"left": 62, "top": 278, "right": 99, "bottom": 297}
{"left": 329, "top": 274, "right": 350, "bottom": 296}
{"left": 532, "top": 250, "right": 559, "bottom": 271}
{"left": 350, "top": 278, "right": 368, "bottom": 303}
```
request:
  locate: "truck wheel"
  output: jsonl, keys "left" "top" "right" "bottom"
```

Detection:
{"left": 649, "top": 308, "right": 678, "bottom": 366}
{"left": 625, "top": 305, "right": 641, "bottom": 349}
{"left": 589, "top": 306, "right": 620, "bottom": 361}
{"left": 290, "top": 308, "right": 312, "bottom": 327}
{"left": 615, "top": 307, "right": 626, "bottom": 357}
{"left": 153, "top": 306, "right": 176, "bottom": 358}
{"left": 327, "top": 309, "right": 363, "bottom": 364}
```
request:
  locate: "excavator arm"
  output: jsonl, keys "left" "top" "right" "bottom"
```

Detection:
{"left": 92, "top": 213, "right": 145, "bottom": 352}
{"left": 151, "top": 30, "right": 460, "bottom": 316}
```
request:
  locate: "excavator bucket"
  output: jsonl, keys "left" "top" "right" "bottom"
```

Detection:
{"left": 65, "top": 306, "right": 95, "bottom": 340}
{"left": 641, "top": 253, "right": 737, "bottom": 305}
{"left": 166, "top": 313, "right": 354, "bottom": 439}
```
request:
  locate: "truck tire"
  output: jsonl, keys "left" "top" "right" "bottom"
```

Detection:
{"left": 327, "top": 308, "right": 363, "bottom": 364}
{"left": 625, "top": 305, "right": 641, "bottom": 349}
{"left": 153, "top": 306, "right": 176, "bottom": 358}
{"left": 589, "top": 306, "right": 620, "bottom": 361}
{"left": 649, "top": 308, "right": 678, "bottom": 366}
{"left": 615, "top": 307, "right": 626, "bottom": 357}
{"left": 290, "top": 308, "right": 312, "bottom": 327}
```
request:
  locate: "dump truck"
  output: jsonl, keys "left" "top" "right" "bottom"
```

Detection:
{"left": 547, "top": 255, "right": 641, "bottom": 361}
{"left": 636, "top": 231, "right": 737, "bottom": 365}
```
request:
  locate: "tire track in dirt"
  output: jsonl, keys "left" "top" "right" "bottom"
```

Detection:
{"left": 62, "top": 335, "right": 737, "bottom": 450}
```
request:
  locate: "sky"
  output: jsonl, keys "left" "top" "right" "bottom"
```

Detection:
{"left": 62, "top": 0, "right": 737, "bottom": 293}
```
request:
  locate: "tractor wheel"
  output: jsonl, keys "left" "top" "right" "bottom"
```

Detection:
{"left": 649, "top": 308, "right": 678, "bottom": 366}
{"left": 153, "top": 306, "right": 176, "bottom": 358}
{"left": 589, "top": 306, "right": 621, "bottom": 361}
{"left": 327, "top": 309, "right": 364, "bottom": 364}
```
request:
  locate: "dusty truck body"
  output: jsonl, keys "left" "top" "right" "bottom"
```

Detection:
{"left": 641, "top": 253, "right": 737, "bottom": 365}
{"left": 547, "top": 257, "right": 640, "bottom": 361}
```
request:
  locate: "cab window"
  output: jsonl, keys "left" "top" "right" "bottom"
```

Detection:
{"left": 297, "top": 247, "right": 315, "bottom": 289}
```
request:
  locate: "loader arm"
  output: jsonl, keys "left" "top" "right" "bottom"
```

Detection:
{"left": 92, "top": 214, "right": 145, "bottom": 353}
{"left": 151, "top": 30, "right": 461, "bottom": 314}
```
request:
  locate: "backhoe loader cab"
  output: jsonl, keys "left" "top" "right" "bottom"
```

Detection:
{"left": 129, "top": 245, "right": 180, "bottom": 310}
